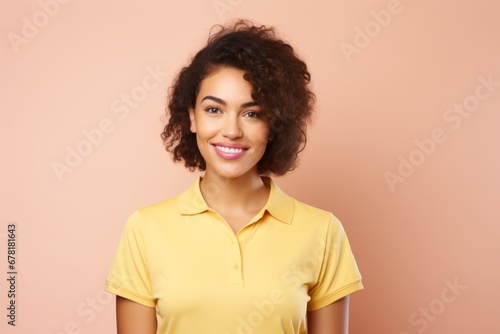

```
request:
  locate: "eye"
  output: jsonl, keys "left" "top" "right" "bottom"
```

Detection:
{"left": 205, "top": 106, "right": 221, "bottom": 114}
{"left": 244, "top": 111, "right": 259, "bottom": 118}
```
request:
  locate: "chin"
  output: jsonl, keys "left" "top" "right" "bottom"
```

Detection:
{"left": 217, "top": 170, "right": 247, "bottom": 179}
{"left": 212, "top": 165, "right": 257, "bottom": 180}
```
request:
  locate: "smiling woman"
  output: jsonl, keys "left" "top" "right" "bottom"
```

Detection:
{"left": 105, "top": 19, "right": 363, "bottom": 334}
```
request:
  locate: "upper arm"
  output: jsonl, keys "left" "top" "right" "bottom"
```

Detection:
{"left": 116, "top": 296, "right": 157, "bottom": 334}
{"left": 307, "top": 296, "right": 350, "bottom": 334}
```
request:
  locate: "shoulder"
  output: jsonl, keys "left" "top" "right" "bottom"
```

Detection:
{"left": 118, "top": 195, "right": 185, "bottom": 241}
{"left": 139, "top": 195, "right": 180, "bottom": 216}
{"left": 290, "top": 198, "right": 344, "bottom": 235}
{"left": 270, "top": 178, "right": 340, "bottom": 233}
{"left": 267, "top": 177, "right": 335, "bottom": 228}
{"left": 126, "top": 176, "right": 204, "bottom": 231}
{"left": 292, "top": 198, "right": 333, "bottom": 222}
{"left": 133, "top": 195, "right": 181, "bottom": 226}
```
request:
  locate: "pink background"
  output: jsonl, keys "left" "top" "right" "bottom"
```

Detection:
{"left": 2, "top": 0, "right": 499, "bottom": 333}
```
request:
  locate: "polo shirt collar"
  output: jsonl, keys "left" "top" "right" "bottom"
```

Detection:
{"left": 178, "top": 176, "right": 208, "bottom": 215}
{"left": 261, "top": 177, "right": 295, "bottom": 224}
{"left": 178, "top": 176, "right": 295, "bottom": 225}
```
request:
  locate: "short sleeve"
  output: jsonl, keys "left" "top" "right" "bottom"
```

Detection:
{"left": 307, "top": 214, "right": 363, "bottom": 311}
{"left": 105, "top": 210, "right": 155, "bottom": 307}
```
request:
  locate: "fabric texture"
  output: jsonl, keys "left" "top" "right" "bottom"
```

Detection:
{"left": 105, "top": 176, "right": 363, "bottom": 333}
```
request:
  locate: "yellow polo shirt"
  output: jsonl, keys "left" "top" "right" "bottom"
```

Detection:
{"left": 105, "top": 177, "right": 363, "bottom": 333}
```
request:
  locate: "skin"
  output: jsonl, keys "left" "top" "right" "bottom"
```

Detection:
{"left": 307, "top": 296, "right": 350, "bottom": 334}
{"left": 116, "top": 296, "right": 156, "bottom": 334}
{"left": 116, "top": 66, "right": 350, "bottom": 333}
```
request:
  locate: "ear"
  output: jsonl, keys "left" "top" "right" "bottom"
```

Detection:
{"left": 188, "top": 107, "right": 196, "bottom": 133}
{"left": 267, "top": 131, "right": 274, "bottom": 142}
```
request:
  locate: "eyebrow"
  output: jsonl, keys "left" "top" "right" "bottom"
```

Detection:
{"left": 200, "top": 95, "right": 259, "bottom": 108}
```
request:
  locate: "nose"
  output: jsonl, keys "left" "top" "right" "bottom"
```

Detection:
{"left": 221, "top": 114, "right": 242, "bottom": 139}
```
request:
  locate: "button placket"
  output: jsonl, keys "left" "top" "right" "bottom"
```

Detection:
{"left": 229, "top": 234, "right": 243, "bottom": 286}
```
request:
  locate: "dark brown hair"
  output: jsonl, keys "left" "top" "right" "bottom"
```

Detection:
{"left": 161, "top": 19, "right": 315, "bottom": 175}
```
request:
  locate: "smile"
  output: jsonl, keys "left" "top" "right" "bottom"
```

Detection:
{"left": 212, "top": 144, "right": 248, "bottom": 160}
{"left": 215, "top": 145, "right": 244, "bottom": 153}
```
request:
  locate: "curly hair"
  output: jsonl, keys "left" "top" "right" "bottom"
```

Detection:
{"left": 161, "top": 19, "right": 315, "bottom": 175}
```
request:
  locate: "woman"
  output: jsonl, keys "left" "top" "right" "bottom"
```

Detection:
{"left": 105, "top": 20, "right": 363, "bottom": 333}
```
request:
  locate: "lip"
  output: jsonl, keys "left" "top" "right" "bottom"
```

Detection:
{"left": 211, "top": 143, "right": 248, "bottom": 160}
{"left": 211, "top": 142, "right": 249, "bottom": 149}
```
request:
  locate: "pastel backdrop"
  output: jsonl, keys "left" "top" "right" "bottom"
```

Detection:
{"left": 1, "top": 0, "right": 499, "bottom": 333}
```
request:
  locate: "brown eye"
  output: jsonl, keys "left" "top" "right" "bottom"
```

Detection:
{"left": 245, "top": 111, "right": 259, "bottom": 118}
{"left": 205, "top": 107, "right": 221, "bottom": 114}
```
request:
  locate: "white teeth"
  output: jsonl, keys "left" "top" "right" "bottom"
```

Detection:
{"left": 216, "top": 145, "right": 243, "bottom": 154}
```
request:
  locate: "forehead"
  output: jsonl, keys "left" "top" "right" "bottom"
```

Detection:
{"left": 197, "top": 67, "right": 254, "bottom": 102}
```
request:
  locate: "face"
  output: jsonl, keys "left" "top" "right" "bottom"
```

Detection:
{"left": 189, "top": 67, "right": 270, "bottom": 180}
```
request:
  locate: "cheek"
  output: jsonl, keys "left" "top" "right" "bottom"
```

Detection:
{"left": 194, "top": 117, "right": 217, "bottom": 137}
{"left": 252, "top": 130, "right": 270, "bottom": 151}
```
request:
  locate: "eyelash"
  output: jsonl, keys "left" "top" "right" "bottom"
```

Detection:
{"left": 205, "top": 106, "right": 221, "bottom": 114}
{"left": 245, "top": 111, "right": 259, "bottom": 118}
{"left": 204, "top": 107, "right": 260, "bottom": 118}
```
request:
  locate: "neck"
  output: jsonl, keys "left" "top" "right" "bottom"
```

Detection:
{"left": 200, "top": 170, "right": 269, "bottom": 213}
